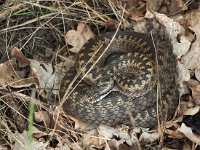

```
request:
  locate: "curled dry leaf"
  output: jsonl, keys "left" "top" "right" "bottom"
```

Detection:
{"left": 0, "top": 60, "right": 34, "bottom": 88}
{"left": 73, "top": 117, "right": 89, "bottom": 130}
{"left": 106, "top": 19, "right": 117, "bottom": 31}
{"left": 176, "top": 61, "right": 190, "bottom": 95}
{"left": 30, "top": 59, "right": 55, "bottom": 98}
{"left": 11, "top": 47, "right": 30, "bottom": 67}
{"left": 97, "top": 126, "right": 122, "bottom": 149}
{"left": 32, "top": 126, "right": 48, "bottom": 139}
{"left": 146, "top": 0, "right": 161, "bottom": 12}
{"left": 178, "top": 123, "right": 200, "bottom": 145}
{"left": 195, "top": 67, "right": 200, "bottom": 81}
{"left": 0, "top": 145, "right": 8, "bottom": 150}
{"left": 98, "top": 125, "right": 118, "bottom": 139}
{"left": 181, "top": 41, "right": 200, "bottom": 70}
{"left": 54, "top": 145, "right": 71, "bottom": 150}
{"left": 153, "top": 12, "right": 191, "bottom": 58}
{"left": 130, "top": 6, "right": 146, "bottom": 21}
{"left": 187, "top": 80, "right": 200, "bottom": 105}
{"left": 113, "top": 0, "right": 146, "bottom": 20}
{"left": 139, "top": 131, "right": 159, "bottom": 143}
{"left": 151, "top": 12, "right": 196, "bottom": 96}
{"left": 0, "top": 4, "right": 23, "bottom": 22}
{"left": 34, "top": 111, "right": 50, "bottom": 127}
{"left": 181, "top": 11, "right": 200, "bottom": 70}
{"left": 167, "top": 0, "right": 187, "bottom": 15}
{"left": 165, "top": 105, "right": 200, "bottom": 140}
{"left": 13, "top": 131, "right": 48, "bottom": 150}
{"left": 82, "top": 130, "right": 104, "bottom": 149}
{"left": 55, "top": 137, "right": 72, "bottom": 150}
{"left": 183, "top": 106, "right": 200, "bottom": 116}
{"left": 108, "top": 139, "right": 124, "bottom": 150}
{"left": 182, "top": 142, "right": 192, "bottom": 150}
{"left": 132, "top": 17, "right": 150, "bottom": 33}
{"left": 164, "top": 128, "right": 185, "bottom": 139}
{"left": 176, "top": 61, "right": 190, "bottom": 83}
{"left": 0, "top": 47, "right": 35, "bottom": 88}
{"left": 118, "top": 127, "right": 132, "bottom": 145}
{"left": 65, "top": 23, "right": 94, "bottom": 53}
{"left": 97, "top": 125, "right": 136, "bottom": 148}
{"left": 178, "top": 99, "right": 195, "bottom": 116}
{"left": 0, "top": 60, "right": 17, "bottom": 87}
{"left": 69, "top": 142, "right": 82, "bottom": 150}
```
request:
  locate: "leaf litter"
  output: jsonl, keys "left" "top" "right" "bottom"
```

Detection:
{"left": 0, "top": 0, "right": 200, "bottom": 149}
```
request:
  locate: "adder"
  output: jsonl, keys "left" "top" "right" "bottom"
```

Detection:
{"left": 62, "top": 30, "right": 179, "bottom": 129}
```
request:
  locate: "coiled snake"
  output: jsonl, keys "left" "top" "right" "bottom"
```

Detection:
{"left": 63, "top": 31, "right": 179, "bottom": 128}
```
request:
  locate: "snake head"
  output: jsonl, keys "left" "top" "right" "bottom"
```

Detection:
{"left": 83, "top": 78, "right": 115, "bottom": 104}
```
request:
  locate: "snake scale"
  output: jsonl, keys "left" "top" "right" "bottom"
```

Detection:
{"left": 63, "top": 31, "right": 179, "bottom": 128}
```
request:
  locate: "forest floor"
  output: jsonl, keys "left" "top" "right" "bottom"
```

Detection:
{"left": 0, "top": 0, "right": 200, "bottom": 149}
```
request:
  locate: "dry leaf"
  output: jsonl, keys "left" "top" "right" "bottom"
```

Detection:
{"left": 0, "top": 60, "right": 34, "bottom": 88}
{"left": 55, "top": 137, "right": 72, "bottom": 150}
{"left": 98, "top": 125, "right": 122, "bottom": 149}
{"left": 146, "top": 0, "right": 161, "bottom": 12}
{"left": 167, "top": 0, "right": 187, "bottom": 15}
{"left": 82, "top": 130, "right": 105, "bottom": 149}
{"left": 55, "top": 137, "right": 82, "bottom": 150}
{"left": 164, "top": 128, "right": 184, "bottom": 139}
{"left": 182, "top": 142, "right": 192, "bottom": 150}
{"left": 178, "top": 100, "right": 195, "bottom": 116}
{"left": 176, "top": 61, "right": 190, "bottom": 83}
{"left": 158, "top": 4, "right": 168, "bottom": 14}
{"left": 98, "top": 125, "right": 118, "bottom": 139}
{"left": 195, "top": 67, "right": 200, "bottom": 81}
{"left": 130, "top": 8, "right": 146, "bottom": 21}
{"left": 161, "top": 148, "right": 180, "bottom": 150}
{"left": 139, "top": 131, "right": 159, "bottom": 143}
{"left": 178, "top": 123, "right": 200, "bottom": 145}
{"left": 0, "top": 145, "right": 9, "bottom": 150}
{"left": 181, "top": 11, "right": 200, "bottom": 70}
{"left": 11, "top": 47, "right": 30, "bottom": 67}
{"left": 32, "top": 127, "right": 48, "bottom": 139}
{"left": 106, "top": 19, "right": 117, "bottom": 31}
{"left": 65, "top": 23, "right": 94, "bottom": 53}
{"left": 121, "top": 0, "right": 146, "bottom": 20}
{"left": 13, "top": 131, "right": 48, "bottom": 150}
{"left": 54, "top": 145, "right": 70, "bottom": 150}
{"left": 153, "top": 12, "right": 191, "bottom": 58}
{"left": 176, "top": 61, "right": 190, "bottom": 95}
{"left": 30, "top": 59, "right": 55, "bottom": 98}
{"left": 73, "top": 117, "right": 89, "bottom": 130}
{"left": 97, "top": 125, "right": 137, "bottom": 148}
{"left": 181, "top": 41, "right": 200, "bottom": 70}
{"left": 0, "top": 47, "right": 35, "bottom": 88}
{"left": 34, "top": 111, "right": 50, "bottom": 127}
{"left": 187, "top": 80, "right": 200, "bottom": 105}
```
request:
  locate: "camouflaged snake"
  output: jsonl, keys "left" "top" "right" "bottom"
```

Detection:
{"left": 63, "top": 31, "right": 179, "bottom": 128}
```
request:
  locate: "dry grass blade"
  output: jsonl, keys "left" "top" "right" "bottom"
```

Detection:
{"left": 150, "top": 32, "right": 164, "bottom": 146}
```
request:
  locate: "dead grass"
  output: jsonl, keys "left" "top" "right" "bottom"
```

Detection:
{"left": 0, "top": 0, "right": 200, "bottom": 149}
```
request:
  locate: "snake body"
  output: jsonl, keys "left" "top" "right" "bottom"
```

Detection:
{"left": 63, "top": 31, "right": 179, "bottom": 128}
